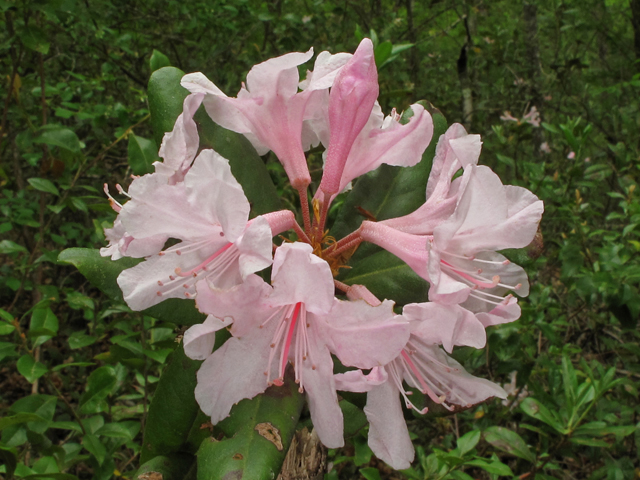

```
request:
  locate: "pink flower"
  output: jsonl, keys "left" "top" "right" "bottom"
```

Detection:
{"left": 426, "top": 165, "right": 543, "bottom": 307}
{"left": 185, "top": 242, "right": 410, "bottom": 448}
{"left": 114, "top": 150, "right": 293, "bottom": 310}
{"left": 318, "top": 39, "right": 380, "bottom": 196}
{"left": 181, "top": 50, "right": 349, "bottom": 189}
{"left": 335, "top": 314, "right": 506, "bottom": 469}
{"left": 380, "top": 123, "right": 481, "bottom": 234}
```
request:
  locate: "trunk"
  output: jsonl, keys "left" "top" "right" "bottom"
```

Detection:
{"left": 522, "top": 0, "right": 546, "bottom": 157}
{"left": 632, "top": 0, "right": 640, "bottom": 72}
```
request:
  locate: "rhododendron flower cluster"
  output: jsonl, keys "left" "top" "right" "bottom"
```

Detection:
{"left": 102, "top": 39, "right": 543, "bottom": 470}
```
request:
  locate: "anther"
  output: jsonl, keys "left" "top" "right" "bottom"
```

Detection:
{"left": 176, "top": 250, "right": 182, "bottom": 255}
{"left": 185, "top": 292, "right": 191, "bottom": 297}
{"left": 169, "top": 275, "right": 175, "bottom": 280}
{"left": 183, "top": 284, "right": 189, "bottom": 288}
{"left": 270, "top": 343, "right": 275, "bottom": 348}
{"left": 157, "top": 280, "right": 163, "bottom": 286}
{"left": 312, "top": 365, "right": 316, "bottom": 370}
{"left": 219, "top": 232, "right": 224, "bottom": 237}
{"left": 158, "top": 252, "right": 165, "bottom": 256}
{"left": 156, "top": 291, "right": 162, "bottom": 296}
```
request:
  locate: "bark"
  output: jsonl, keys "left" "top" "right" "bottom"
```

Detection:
{"left": 277, "top": 428, "right": 326, "bottom": 480}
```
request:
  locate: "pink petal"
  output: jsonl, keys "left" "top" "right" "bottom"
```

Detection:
{"left": 319, "top": 39, "right": 379, "bottom": 195}
{"left": 184, "top": 150, "right": 250, "bottom": 243}
{"left": 301, "top": 323, "right": 344, "bottom": 448}
{"left": 118, "top": 238, "right": 234, "bottom": 310}
{"left": 183, "top": 315, "right": 233, "bottom": 360}
{"left": 194, "top": 323, "right": 276, "bottom": 424}
{"left": 365, "top": 380, "right": 415, "bottom": 470}
{"left": 474, "top": 296, "right": 521, "bottom": 327}
{"left": 269, "top": 243, "right": 334, "bottom": 315}
{"left": 318, "top": 299, "right": 410, "bottom": 368}
{"left": 195, "top": 274, "right": 273, "bottom": 338}
{"left": 334, "top": 367, "right": 388, "bottom": 393}
{"left": 360, "top": 221, "right": 431, "bottom": 281}
{"left": 340, "top": 103, "right": 433, "bottom": 191}
{"left": 155, "top": 93, "right": 203, "bottom": 182}
{"left": 404, "top": 303, "right": 486, "bottom": 353}
{"left": 300, "top": 51, "right": 352, "bottom": 91}
{"left": 235, "top": 216, "right": 274, "bottom": 279}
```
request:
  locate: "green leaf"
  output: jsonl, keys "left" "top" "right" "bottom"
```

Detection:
{"left": 128, "top": 134, "right": 159, "bottom": 175}
{"left": 33, "top": 126, "right": 81, "bottom": 153}
{"left": 340, "top": 250, "right": 428, "bottom": 305}
{"left": 148, "top": 67, "right": 190, "bottom": 147}
{"left": 0, "top": 445, "right": 17, "bottom": 479}
{"left": 10, "top": 395, "right": 57, "bottom": 434}
{"left": 341, "top": 400, "right": 367, "bottom": 438}
{"left": 140, "top": 343, "right": 204, "bottom": 463}
{"left": 521, "top": 398, "right": 566, "bottom": 434}
{"left": 30, "top": 307, "right": 59, "bottom": 348}
{"left": 68, "top": 334, "right": 97, "bottom": 350}
{"left": 150, "top": 49, "right": 171, "bottom": 73}
{"left": 197, "top": 371, "right": 305, "bottom": 480}
{"left": 465, "top": 458, "right": 513, "bottom": 476}
{"left": 58, "top": 248, "right": 206, "bottom": 326}
{"left": 27, "top": 178, "right": 59, "bottom": 196}
{"left": 0, "top": 240, "right": 28, "bottom": 254}
{"left": 18, "top": 26, "right": 50, "bottom": 54}
{"left": 79, "top": 366, "right": 117, "bottom": 414}
{"left": 0, "top": 413, "right": 45, "bottom": 431}
{"left": 21, "top": 475, "right": 79, "bottom": 480}
{"left": 82, "top": 434, "right": 107, "bottom": 465}
{"left": 456, "top": 429, "right": 481, "bottom": 456}
{"left": 95, "top": 421, "right": 140, "bottom": 439}
{"left": 16, "top": 355, "right": 48, "bottom": 383}
{"left": 484, "top": 426, "right": 536, "bottom": 463}
{"left": 359, "top": 467, "right": 383, "bottom": 480}
{"left": 374, "top": 40, "right": 393, "bottom": 67}
{"left": 568, "top": 437, "right": 610, "bottom": 447}
{"left": 135, "top": 453, "right": 195, "bottom": 480}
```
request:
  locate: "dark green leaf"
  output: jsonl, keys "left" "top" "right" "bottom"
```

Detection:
{"left": 27, "top": 178, "right": 59, "bottom": 196}
{"left": 10, "top": 395, "right": 56, "bottom": 434}
{"left": 136, "top": 454, "right": 195, "bottom": 480}
{"left": 374, "top": 40, "right": 393, "bottom": 67}
{"left": 340, "top": 250, "right": 428, "bottom": 305}
{"left": 128, "top": 134, "right": 159, "bottom": 175}
{"left": 148, "top": 67, "right": 190, "bottom": 147}
{"left": 0, "top": 240, "right": 28, "bottom": 254}
{"left": 30, "top": 307, "right": 59, "bottom": 348}
{"left": 33, "top": 126, "right": 81, "bottom": 153}
{"left": 79, "top": 366, "right": 117, "bottom": 414}
{"left": 484, "top": 426, "right": 536, "bottom": 463}
{"left": 464, "top": 458, "right": 513, "bottom": 476}
{"left": 18, "top": 26, "right": 50, "bottom": 54}
{"left": 521, "top": 398, "right": 566, "bottom": 434}
{"left": 359, "top": 467, "right": 383, "bottom": 480}
{"left": 197, "top": 370, "right": 304, "bottom": 480}
{"left": 140, "top": 343, "right": 203, "bottom": 463}
{"left": 341, "top": 400, "right": 367, "bottom": 438}
{"left": 58, "top": 248, "right": 206, "bottom": 326}
{"left": 0, "top": 413, "right": 45, "bottom": 431}
{"left": 456, "top": 429, "right": 481, "bottom": 456}
{"left": 0, "top": 445, "right": 17, "bottom": 479}
{"left": 150, "top": 49, "right": 171, "bottom": 73}
{"left": 16, "top": 355, "right": 48, "bottom": 383}
{"left": 82, "top": 434, "right": 107, "bottom": 465}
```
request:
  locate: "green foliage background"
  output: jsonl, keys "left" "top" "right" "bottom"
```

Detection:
{"left": 1, "top": 0, "right": 639, "bottom": 479}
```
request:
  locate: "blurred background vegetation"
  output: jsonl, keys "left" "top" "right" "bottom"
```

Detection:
{"left": 1, "top": 0, "right": 639, "bottom": 479}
